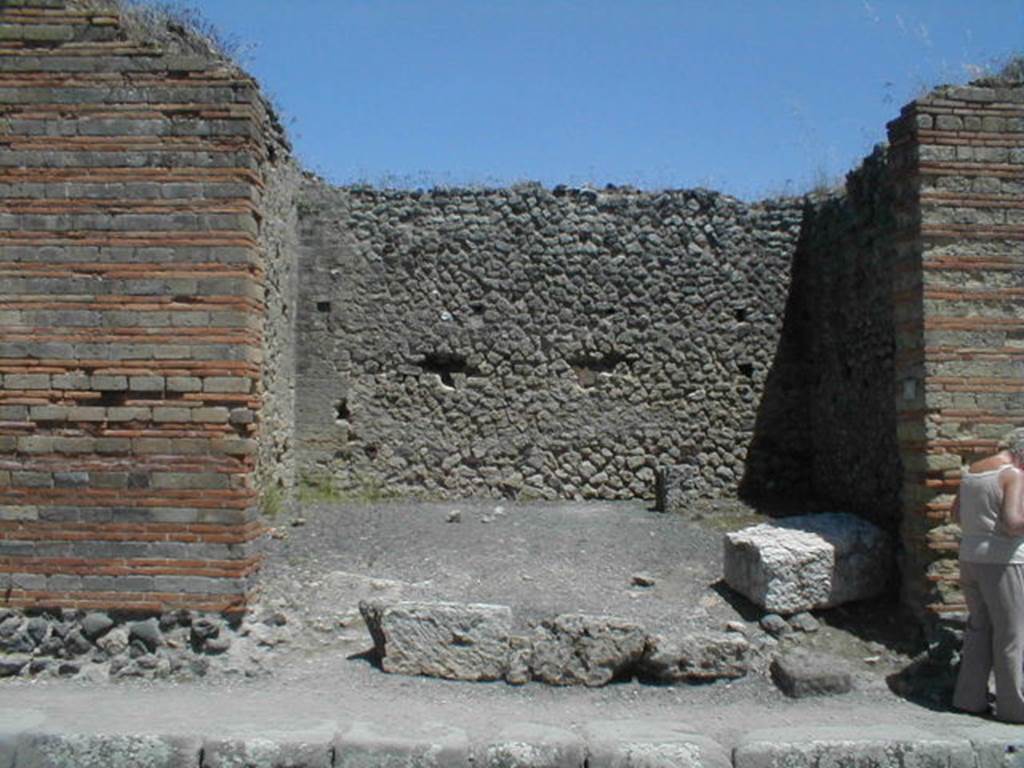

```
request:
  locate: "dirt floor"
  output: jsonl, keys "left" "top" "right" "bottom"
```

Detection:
{"left": 253, "top": 498, "right": 924, "bottom": 693}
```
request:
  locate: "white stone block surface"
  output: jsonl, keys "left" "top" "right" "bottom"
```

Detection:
{"left": 723, "top": 513, "right": 890, "bottom": 614}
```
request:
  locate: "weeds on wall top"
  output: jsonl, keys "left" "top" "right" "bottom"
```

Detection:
{"left": 103, "top": 0, "right": 242, "bottom": 61}
{"left": 963, "top": 53, "right": 1024, "bottom": 86}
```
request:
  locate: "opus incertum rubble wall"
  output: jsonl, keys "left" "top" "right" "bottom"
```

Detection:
{"left": 0, "top": 0, "right": 297, "bottom": 614}
{"left": 295, "top": 182, "right": 806, "bottom": 502}
{"left": 0, "top": 0, "right": 1020, "bottom": 625}
{"left": 793, "top": 150, "right": 905, "bottom": 533}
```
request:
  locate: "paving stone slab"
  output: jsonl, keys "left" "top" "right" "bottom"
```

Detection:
{"left": 733, "top": 726, "right": 975, "bottom": 768}
{"left": 0, "top": 710, "right": 46, "bottom": 768}
{"left": 12, "top": 732, "right": 202, "bottom": 768}
{"left": 473, "top": 723, "right": 586, "bottom": 768}
{"left": 949, "top": 722, "right": 1024, "bottom": 768}
{"left": 334, "top": 721, "right": 471, "bottom": 768}
{"left": 582, "top": 720, "right": 730, "bottom": 768}
{"left": 203, "top": 724, "right": 337, "bottom": 768}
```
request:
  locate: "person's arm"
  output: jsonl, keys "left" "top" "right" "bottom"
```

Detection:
{"left": 951, "top": 489, "right": 961, "bottom": 525}
{"left": 999, "top": 467, "right": 1024, "bottom": 536}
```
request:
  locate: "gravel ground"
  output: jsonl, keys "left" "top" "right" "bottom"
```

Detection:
{"left": 264, "top": 499, "right": 742, "bottom": 634}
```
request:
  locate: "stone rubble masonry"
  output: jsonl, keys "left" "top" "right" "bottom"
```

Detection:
{"left": 793, "top": 149, "right": 904, "bottom": 531}
{"left": 296, "top": 182, "right": 807, "bottom": 502}
{"left": 0, "top": 0, "right": 297, "bottom": 614}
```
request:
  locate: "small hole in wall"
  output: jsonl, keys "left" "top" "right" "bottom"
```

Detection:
{"left": 335, "top": 399, "right": 350, "bottom": 423}
{"left": 419, "top": 352, "right": 480, "bottom": 388}
{"left": 364, "top": 445, "right": 378, "bottom": 460}
{"left": 316, "top": 301, "right": 331, "bottom": 313}
{"left": 569, "top": 351, "right": 628, "bottom": 389}
{"left": 96, "top": 391, "right": 128, "bottom": 407}
{"left": 735, "top": 308, "right": 748, "bottom": 322}
{"left": 738, "top": 363, "right": 755, "bottom": 378}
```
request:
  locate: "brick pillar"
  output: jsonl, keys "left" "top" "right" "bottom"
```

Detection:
{"left": 0, "top": 0, "right": 286, "bottom": 614}
{"left": 890, "top": 81, "right": 1024, "bottom": 622}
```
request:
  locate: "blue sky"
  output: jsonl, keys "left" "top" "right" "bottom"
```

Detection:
{"left": 162, "top": 1, "right": 1022, "bottom": 200}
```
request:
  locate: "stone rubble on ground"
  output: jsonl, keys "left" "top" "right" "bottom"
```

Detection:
{"left": 723, "top": 513, "right": 891, "bottom": 614}
{"left": 0, "top": 606, "right": 291, "bottom": 683}
{"left": 530, "top": 613, "right": 649, "bottom": 687}
{"left": 0, "top": 588, "right": 882, "bottom": 697}
{"left": 360, "top": 599, "right": 756, "bottom": 687}
{"left": 788, "top": 612, "right": 820, "bottom": 633}
{"left": 631, "top": 572, "right": 656, "bottom": 587}
{"left": 639, "top": 632, "right": 749, "bottom": 683}
{"left": 770, "top": 649, "right": 854, "bottom": 698}
{"left": 759, "top": 614, "right": 790, "bottom": 638}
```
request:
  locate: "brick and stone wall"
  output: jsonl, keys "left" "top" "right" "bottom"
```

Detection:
{"left": 0, "top": 0, "right": 296, "bottom": 614}
{"left": 295, "top": 182, "right": 805, "bottom": 502}
{"left": 888, "top": 80, "right": 1024, "bottom": 622}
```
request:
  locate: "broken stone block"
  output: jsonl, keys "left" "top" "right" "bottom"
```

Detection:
{"left": 655, "top": 464, "right": 700, "bottom": 513}
{"left": 638, "top": 632, "right": 749, "bottom": 683}
{"left": 529, "top": 613, "right": 647, "bottom": 686}
{"left": 723, "top": 513, "right": 890, "bottom": 614}
{"left": 359, "top": 600, "right": 512, "bottom": 681}
{"left": 770, "top": 649, "right": 852, "bottom": 698}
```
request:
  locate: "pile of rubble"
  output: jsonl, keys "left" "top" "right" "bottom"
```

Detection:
{"left": 0, "top": 606, "right": 292, "bottom": 682}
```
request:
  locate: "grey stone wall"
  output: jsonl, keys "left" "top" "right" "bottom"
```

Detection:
{"left": 295, "top": 181, "right": 805, "bottom": 501}
{"left": 256, "top": 154, "right": 301, "bottom": 513}
{"left": 794, "top": 150, "right": 903, "bottom": 530}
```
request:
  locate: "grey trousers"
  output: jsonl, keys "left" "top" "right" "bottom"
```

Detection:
{"left": 953, "top": 560, "right": 1024, "bottom": 723}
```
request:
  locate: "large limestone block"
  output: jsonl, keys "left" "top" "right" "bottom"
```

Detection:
{"left": 723, "top": 513, "right": 890, "bottom": 614}
{"left": 360, "top": 600, "right": 512, "bottom": 681}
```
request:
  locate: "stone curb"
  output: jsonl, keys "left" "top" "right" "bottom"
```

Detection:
{"left": 1, "top": 720, "right": 1023, "bottom": 768}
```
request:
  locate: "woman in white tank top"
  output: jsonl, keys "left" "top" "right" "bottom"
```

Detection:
{"left": 952, "top": 428, "right": 1024, "bottom": 722}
